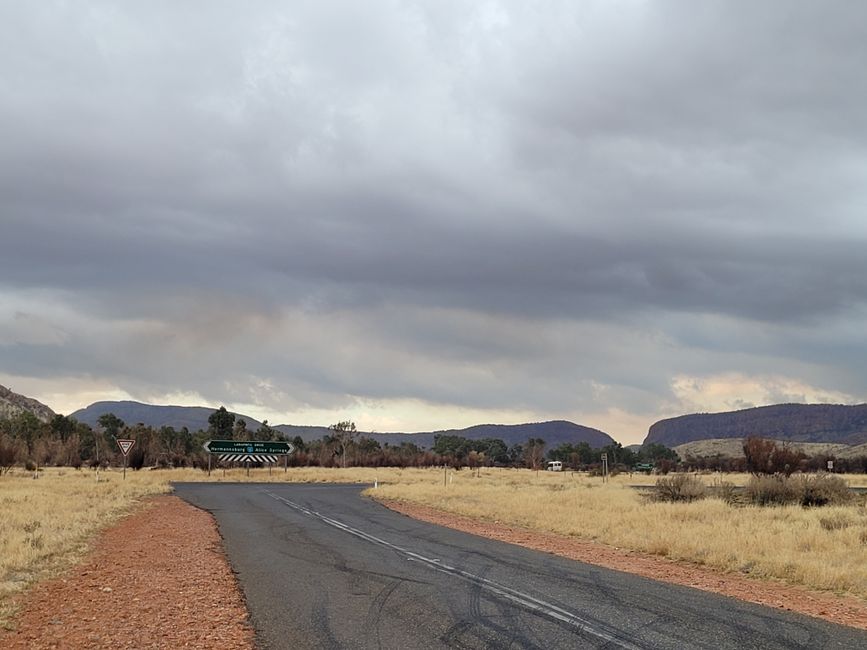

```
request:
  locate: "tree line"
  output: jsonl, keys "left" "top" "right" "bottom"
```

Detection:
{"left": 0, "top": 406, "right": 680, "bottom": 473}
{"left": 5, "top": 407, "right": 861, "bottom": 474}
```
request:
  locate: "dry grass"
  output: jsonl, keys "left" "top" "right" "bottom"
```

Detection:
{"left": 369, "top": 468, "right": 867, "bottom": 600}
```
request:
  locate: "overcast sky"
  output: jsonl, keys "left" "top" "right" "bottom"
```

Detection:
{"left": 2, "top": 1, "right": 867, "bottom": 444}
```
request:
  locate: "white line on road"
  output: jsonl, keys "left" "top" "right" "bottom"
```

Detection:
{"left": 265, "top": 490, "right": 645, "bottom": 650}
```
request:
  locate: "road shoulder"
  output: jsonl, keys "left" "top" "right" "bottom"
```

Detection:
{"left": 0, "top": 495, "right": 253, "bottom": 649}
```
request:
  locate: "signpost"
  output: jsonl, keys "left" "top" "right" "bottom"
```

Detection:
{"left": 601, "top": 452, "right": 609, "bottom": 483}
{"left": 203, "top": 440, "right": 295, "bottom": 476}
{"left": 116, "top": 439, "right": 135, "bottom": 480}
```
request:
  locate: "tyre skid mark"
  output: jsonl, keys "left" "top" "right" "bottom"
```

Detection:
{"left": 265, "top": 490, "right": 645, "bottom": 650}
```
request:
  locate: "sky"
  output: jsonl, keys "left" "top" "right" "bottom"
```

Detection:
{"left": 2, "top": 1, "right": 867, "bottom": 445}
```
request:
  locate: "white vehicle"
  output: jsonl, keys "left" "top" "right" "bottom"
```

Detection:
{"left": 546, "top": 460, "right": 563, "bottom": 472}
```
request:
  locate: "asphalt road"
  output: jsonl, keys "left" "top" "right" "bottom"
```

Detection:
{"left": 173, "top": 483, "right": 867, "bottom": 650}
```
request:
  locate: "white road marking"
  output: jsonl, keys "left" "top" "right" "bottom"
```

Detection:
{"left": 265, "top": 490, "right": 644, "bottom": 650}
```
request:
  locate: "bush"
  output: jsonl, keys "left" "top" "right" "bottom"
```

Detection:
{"left": 793, "top": 473, "right": 852, "bottom": 507}
{"left": 746, "top": 473, "right": 852, "bottom": 507}
{"left": 746, "top": 474, "right": 800, "bottom": 505}
{"left": 654, "top": 474, "right": 707, "bottom": 502}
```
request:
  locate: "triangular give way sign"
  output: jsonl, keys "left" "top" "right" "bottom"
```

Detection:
{"left": 117, "top": 439, "right": 135, "bottom": 456}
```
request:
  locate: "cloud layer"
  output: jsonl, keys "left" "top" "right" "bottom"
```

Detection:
{"left": 2, "top": 2, "right": 867, "bottom": 442}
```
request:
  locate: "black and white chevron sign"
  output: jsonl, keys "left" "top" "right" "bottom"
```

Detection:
{"left": 219, "top": 453, "right": 279, "bottom": 464}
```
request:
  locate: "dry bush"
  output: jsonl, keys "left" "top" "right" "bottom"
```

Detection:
{"left": 709, "top": 477, "right": 738, "bottom": 504}
{"left": 654, "top": 474, "right": 707, "bottom": 502}
{"left": 746, "top": 474, "right": 800, "bottom": 506}
{"left": 793, "top": 473, "right": 853, "bottom": 507}
{"left": 746, "top": 473, "right": 853, "bottom": 507}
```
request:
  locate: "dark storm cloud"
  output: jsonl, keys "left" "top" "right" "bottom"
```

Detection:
{"left": 2, "top": 1, "right": 867, "bottom": 437}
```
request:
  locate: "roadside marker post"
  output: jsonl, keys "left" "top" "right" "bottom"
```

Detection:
{"left": 601, "top": 452, "right": 609, "bottom": 483}
{"left": 116, "top": 439, "right": 135, "bottom": 480}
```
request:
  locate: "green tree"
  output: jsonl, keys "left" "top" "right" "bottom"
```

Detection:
{"left": 51, "top": 414, "right": 76, "bottom": 442}
{"left": 13, "top": 411, "right": 43, "bottom": 457}
{"left": 256, "top": 420, "right": 276, "bottom": 441}
{"left": 233, "top": 418, "right": 249, "bottom": 441}
{"left": 208, "top": 407, "right": 235, "bottom": 439}
{"left": 97, "top": 413, "right": 125, "bottom": 438}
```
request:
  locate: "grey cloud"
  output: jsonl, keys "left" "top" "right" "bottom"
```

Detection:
{"left": 3, "top": 2, "right": 867, "bottom": 437}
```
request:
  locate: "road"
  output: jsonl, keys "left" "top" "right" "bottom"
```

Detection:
{"left": 173, "top": 483, "right": 867, "bottom": 649}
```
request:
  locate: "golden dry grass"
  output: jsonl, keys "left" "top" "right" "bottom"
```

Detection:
{"left": 369, "top": 468, "right": 867, "bottom": 599}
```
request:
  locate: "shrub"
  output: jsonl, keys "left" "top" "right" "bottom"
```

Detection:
{"left": 710, "top": 477, "right": 737, "bottom": 504}
{"left": 654, "top": 474, "right": 707, "bottom": 502}
{"left": 746, "top": 473, "right": 852, "bottom": 507}
{"left": 793, "top": 473, "right": 852, "bottom": 507}
{"left": 746, "top": 474, "right": 799, "bottom": 506}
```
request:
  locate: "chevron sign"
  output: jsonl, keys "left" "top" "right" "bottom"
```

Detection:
{"left": 219, "top": 453, "right": 279, "bottom": 464}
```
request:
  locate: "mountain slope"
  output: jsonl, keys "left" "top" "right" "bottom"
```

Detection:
{"left": 0, "top": 384, "right": 56, "bottom": 422}
{"left": 645, "top": 403, "right": 867, "bottom": 448}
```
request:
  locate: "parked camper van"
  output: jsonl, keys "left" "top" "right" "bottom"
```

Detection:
{"left": 546, "top": 460, "right": 563, "bottom": 471}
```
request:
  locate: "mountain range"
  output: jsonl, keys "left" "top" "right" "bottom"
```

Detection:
{"left": 9, "top": 386, "right": 867, "bottom": 450}
{"left": 69, "top": 400, "right": 615, "bottom": 448}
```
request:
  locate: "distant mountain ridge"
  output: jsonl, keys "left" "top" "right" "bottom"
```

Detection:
{"left": 70, "top": 401, "right": 265, "bottom": 432}
{"left": 69, "top": 400, "right": 615, "bottom": 448}
{"left": 275, "top": 421, "right": 615, "bottom": 450}
{"left": 644, "top": 403, "right": 867, "bottom": 448}
{"left": 0, "top": 384, "right": 56, "bottom": 423}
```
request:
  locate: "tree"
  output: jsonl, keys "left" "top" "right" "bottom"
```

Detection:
{"left": 330, "top": 421, "right": 357, "bottom": 468}
{"left": 97, "top": 413, "right": 125, "bottom": 439}
{"left": 233, "top": 418, "right": 249, "bottom": 441}
{"left": 208, "top": 407, "right": 235, "bottom": 439}
{"left": 51, "top": 415, "right": 75, "bottom": 442}
{"left": 639, "top": 443, "right": 680, "bottom": 464}
{"left": 13, "top": 411, "right": 43, "bottom": 457}
{"left": 0, "top": 434, "right": 19, "bottom": 473}
{"left": 743, "top": 437, "right": 778, "bottom": 475}
{"left": 523, "top": 438, "right": 546, "bottom": 470}
{"left": 256, "top": 420, "right": 276, "bottom": 441}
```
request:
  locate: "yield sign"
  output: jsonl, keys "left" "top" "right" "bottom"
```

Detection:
{"left": 117, "top": 439, "right": 135, "bottom": 456}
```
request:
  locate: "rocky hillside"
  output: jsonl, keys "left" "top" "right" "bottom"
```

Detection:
{"left": 0, "top": 384, "right": 56, "bottom": 422}
{"left": 645, "top": 403, "right": 867, "bottom": 448}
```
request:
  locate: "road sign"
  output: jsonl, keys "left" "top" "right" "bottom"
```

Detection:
{"left": 117, "top": 439, "right": 135, "bottom": 456}
{"left": 203, "top": 440, "right": 294, "bottom": 455}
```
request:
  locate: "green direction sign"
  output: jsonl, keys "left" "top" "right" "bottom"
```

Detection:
{"left": 203, "top": 440, "right": 294, "bottom": 455}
